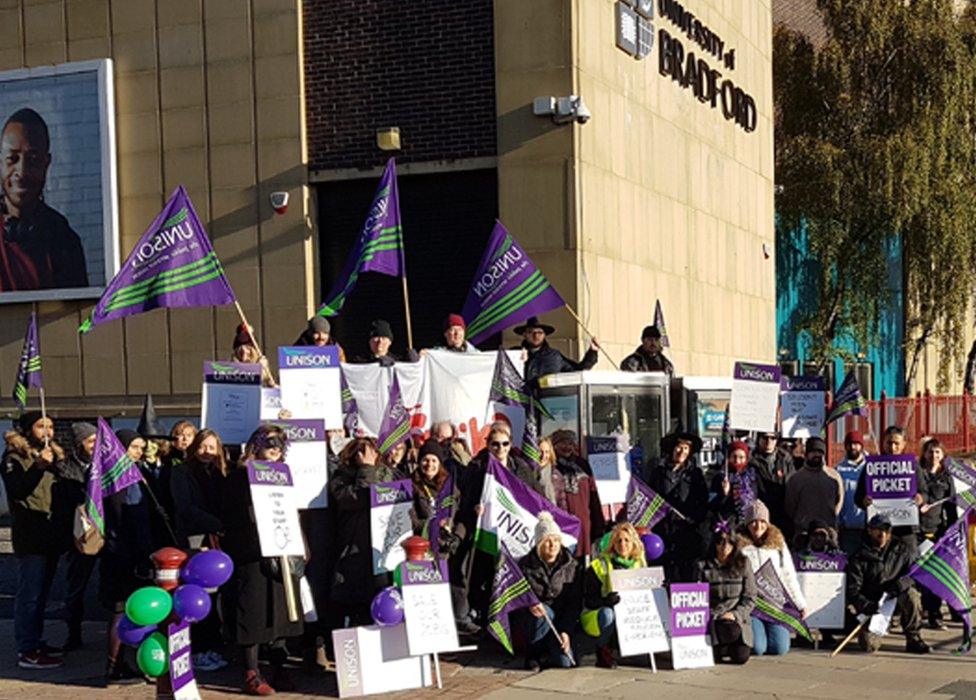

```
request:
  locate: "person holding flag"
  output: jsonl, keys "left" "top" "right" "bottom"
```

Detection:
{"left": 516, "top": 317, "right": 598, "bottom": 386}
{"left": 917, "top": 438, "right": 958, "bottom": 629}
{"left": 1, "top": 411, "right": 66, "bottom": 669}
{"left": 619, "top": 325, "right": 674, "bottom": 375}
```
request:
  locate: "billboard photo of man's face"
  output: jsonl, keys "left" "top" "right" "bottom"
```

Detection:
{"left": 1, "top": 113, "right": 52, "bottom": 218}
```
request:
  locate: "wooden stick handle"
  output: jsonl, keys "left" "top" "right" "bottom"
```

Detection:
{"left": 401, "top": 277, "right": 414, "bottom": 350}
{"left": 541, "top": 608, "right": 575, "bottom": 666}
{"left": 281, "top": 556, "right": 300, "bottom": 622}
{"left": 234, "top": 301, "right": 277, "bottom": 387}
{"left": 831, "top": 617, "right": 867, "bottom": 657}
{"left": 563, "top": 304, "right": 617, "bottom": 368}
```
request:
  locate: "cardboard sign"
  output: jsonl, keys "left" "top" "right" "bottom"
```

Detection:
{"left": 866, "top": 593, "right": 896, "bottom": 636}
{"left": 247, "top": 460, "right": 305, "bottom": 557}
{"left": 780, "top": 375, "right": 825, "bottom": 438}
{"left": 610, "top": 567, "right": 670, "bottom": 656}
{"left": 261, "top": 387, "right": 282, "bottom": 420}
{"left": 729, "top": 362, "right": 782, "bottom": 433}
{"left": 797, "top": 572, "right": 846, "bottom": 629}
{"left": 168, "top": 620, "right": 201, "bottom": 700}
{"left": 586, "top": 435, "right": 631, "bottom": 505}
{"left": 278, "top": 346, "right": 343, "bottom": 428}
{"left": 669, "top": 582, "right": 713, "bottom": 669}
{"left": 200, "top": 361, "right": 262, "bottom": 444}
{"left": 333, "top": 624, "right": 432, "bottom": 698}
{"left": 370, "top": 480, "right": 414, "bottom": 574}
{"left": 400, "top": 560, "right": 458, "bottom": 656}
{"left": 266, "top": 419, "right": 329, "bottom": 509}
{"left": 865, "top": 455, "right": 919, "bottom": 527}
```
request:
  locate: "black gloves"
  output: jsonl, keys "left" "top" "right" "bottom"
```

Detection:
{"left": 861, "top": 600, "right": 879, "bottom": 616}
{"left": 439, "top": 532, "right": 462, "bottom": 556}
{"left": 884, "top": 577, "right": 912, "bottom": 597}
{"left": 605, "top": 592, "right": 621, "bottom": 607}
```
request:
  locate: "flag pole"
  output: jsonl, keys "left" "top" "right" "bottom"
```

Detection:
{"left": 563, "top": 304, "right": 616, "bottom": 368}
{"left": 540, "top": 608, "right": 576, "bottom": 666}
{"left": 233, "top": 301, "right": 277, "bottom": 387}
{"left": 38, "top": 386, "right": 49, "bottom": 449}
{"left": 401, "top": 276, "right": 415, "bottom": 350}
{"left": 32, "top": 305, "right": 49, "bottom": 449}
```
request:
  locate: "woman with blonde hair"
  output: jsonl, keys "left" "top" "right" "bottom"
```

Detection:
{"left": 580, "top": 522, "right": 647, "bottom": 668}
{"left": 536, "top": 437, "right": 557, "bottom": 504}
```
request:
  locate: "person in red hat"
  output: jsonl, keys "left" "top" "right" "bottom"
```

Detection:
{"left": 835, "top": 429, "right": 867, "bottom": 555}
{"left": 426, "top": 313, "right": 480, "bottom": 354}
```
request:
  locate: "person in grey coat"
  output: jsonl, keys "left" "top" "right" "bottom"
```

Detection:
{"left": 697, "top": 522, "right": 757, "bottom": 664}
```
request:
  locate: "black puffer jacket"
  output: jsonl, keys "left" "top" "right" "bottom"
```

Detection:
{"left": 646, "top": 460, "right": 709, "bottom": 579}
{"left": 619, "top": 346, "right": 674, "bottom": 375}
{"left": 522, "top": 341, "right": 597, "bottom": 385}
{"left": 520, "top": 547, "right": 581, "bottom": 631}
{"left": 846, "top": 537, "right": 914, "bottom": 615}
{"left": 918, "top": 466, "right": 957, "bottom": 536}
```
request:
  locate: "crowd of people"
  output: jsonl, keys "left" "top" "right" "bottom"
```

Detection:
{"left": 0, "top": 312, "right": 961, "bottom": 695}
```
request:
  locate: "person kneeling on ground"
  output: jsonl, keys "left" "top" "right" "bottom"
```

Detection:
{"left": 581, "top": 522, "right": 647, "bottom": 669}
{"left": 846, "top": 513, "right": 929, "bottom": 654}
{"left": 518, "top": 512, "right": 581, "bottom": 670}
{"left": 697, "top": 521, "right": 756, "bottom": 665}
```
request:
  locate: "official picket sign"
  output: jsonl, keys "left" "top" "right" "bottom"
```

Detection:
{"left": 610, "top": 566, "right": 670, "bottom": 656}
{"left": 278, "top": 345, "right": 343, "bottom": 428}
{"left": 168, "top": 619, "right": 202, "bottom": 700}
{"left": 779, "top": 375, "right": 825, "bottom": 438}
{"left": 669, "top": 582, "right": 714, "bottom": 669}
{"left": 865, "top": 455, "right": 919, "bottom": 527}
{"left": 247, "top": 460, "right": 305, "bottom": 557}
{"left": 200, "top": 361, "right": 262, "bottom": 444}
{"left": 266, "top": 419, "right": 329, "bottom": 508}
{"left": 586, "top": 435, "right": 632, "bottom": 505}
{"left": 400, "top": 560, "right": 459, "bottom": 656}
{"left": 333, "top": 624, "right": 432, "bottom": 698}
{"left": 729, "top": 361, "right": 782, "bottom": 433}
{"left": 370, "top": 480, "right": 414, "bottom": 574}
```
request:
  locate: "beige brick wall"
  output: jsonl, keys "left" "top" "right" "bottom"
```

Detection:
{"left": 0, "top": 0, "right": 314, "bottom": 416}
{"left": 496, "top": 0, "right": 775, "bottom": 371}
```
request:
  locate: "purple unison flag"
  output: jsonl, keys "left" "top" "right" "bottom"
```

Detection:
{"left": 461, "top": 221, "right": 565, "bottom": 345}
{"left": 946, "top": 457, "right": 976, "bottom": 490}
{"left": 13, "top": 312, "right": 42, "bottom": 408}
{"left": 339, "top": 368, "right": 359, "bottom": 436}
{"left": 626, "top": 475, "right": 678, "bottom": 529}
{"left": 824, "top": 370, "right": 868, "bottom": 426}
{"left": 377, "top": 373, "right": 410, "bottom": 457}
{"left": 85, "top": 418, "right": 143, "bottom": 534}
{"left": 487, "top": 349, "right": 550, "bottom": 467}
{"left": 908, "top": 520, "right": 973, "bottom": 652}
{"left": 654, "top": 299, "right": 670, "bottom": 347}
{"left": 753, "top": 560, "right": 813, "bottom": 641}
{"left": 318, "top": 158, "right": 404, "bottom": 316}
{"left": 79, "top": 187, "right": 235, "bottom": 333}
{"left": 487, "top": 544, "right": 541, "bottom": 654}
{"left": 425, "top": 469, "right": 456, "bottom": 558}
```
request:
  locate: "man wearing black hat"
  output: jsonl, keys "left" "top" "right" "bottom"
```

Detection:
{"left": 353, "top": 319, "right": 419, "bottom": 367}
{"left": 846, "top": 513, "right": 928, "bottom": 654}
{"left": 620, "top": 325, "right": 674, "bottom": 375}
{"left": 294, "top": 315, "right": 347, "bottom": 361}
{"left": 515, "top": 316, "right": 598, "bottom": 385}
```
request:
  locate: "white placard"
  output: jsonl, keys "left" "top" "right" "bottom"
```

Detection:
{"left": 670, "top": 635, "right": 714, "bottom": 669}
{"left": 866, "top": 498, "right": 919, "bottom": 528}
{"left": 333, "top": 624, "right": 432, "bottom": 698}
{"left": 780, "top": 377, "right": 825, "bottom": 438}
{"left": 611, "top": 567, "right": 670, "bottom": 656}
{"left": 270, "top": 419, "right": 329, "bottom": 509}
{"left": 866, "top": 594, "right": 896, "bottom": 636}
{"left": 797, "top": 572, "right": 846, "bottom": 629}
{"left": 587, "top": 436, "right": 632, "bottom": 506}
{"left": 400, "top": 561, "right": 459, "bottom": 656}
{"left": 247, "top": 461, "right": 305, "bottom": 557}
{"left": 261, "top": 387, "right": 282, "bottom": 420}
{"left": 200, "top": 361, "right": 262, "bottom": 445}
{"left": 278, "top": 346, "right": 343, "bottom": 428}
{"left": 370, "top": 481, "right": 414, "bottom": 574}
{"left": 729, "top": 362, "right": 782, "bottom": 433}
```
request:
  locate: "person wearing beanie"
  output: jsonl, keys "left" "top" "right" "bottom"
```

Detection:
{"left": 353, "top": 318, "right": 420, "bottom": 367}
{"left": 1, "top": 411, "right": 66, "bottom": 669}
{"left": 54, "top": 422, "right": 99, "bottom": 651}
{"left": 619, "top": 324, "right": 675, "bottom": 376}
{"left": 712, "top": 440, "right": 761, "bottom": 529}
{"left": 738, "top": 499, "right": 806, "bottom": 656}
{"left": 835, "top": 430, "right": 868, "bottom": 556}
{"left": 231, "top": 322, "right": 277, "bottom": 388}
{"left": 424, "top": 313, "right": 479, "bottom": 354}
{"left": 783, "top": 436, "right": 843, "bottom": 540}
{"left": 294, "top": 315, "right": 347, "bottom": 361}
{"left": 513, "top": 316, "right": 598, "bottom": 386}
{"left": 517, "top": 512, "right": 580, "bottom": 670}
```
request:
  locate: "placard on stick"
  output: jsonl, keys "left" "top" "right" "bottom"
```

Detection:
{"left": 587, "top": 435, "right": 632, "bottom": 506}
{"left": 278, "top": 346, "right": 343, "bottom": 428}
{"left": 370, "top": 480, "right": 414, "bottom": 574}
{"left": 266, "top": 419, "right": 329, "bottom": 509}
{"left": 201, "top": 361, "right": 262, "bottom": 445}
{"left": 400, "top": 560, "right": 459, "bottom": 656}
{"left": 729, "top": 362, "right": 782, "bottom": 433}
{"left": 669, "top": 582, "right": 713, "bottom": 669}
{"left": 610, "top": 566, "right": 670, "bottom": 657}
{"left": 247, "top": 460, "right": 305, "bottom": 557}
{"left": 780, "top": 376, "right": 825, "bottom": 438}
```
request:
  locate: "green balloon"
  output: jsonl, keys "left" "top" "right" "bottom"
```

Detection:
{"left": 125, "top": 586, "right": 173, "bottom": 627}
{"left": 136, "top": 632, "right": 169, "bottom": 678}
{"left": 393, "top": 566, "right": 402, "bottom": 587}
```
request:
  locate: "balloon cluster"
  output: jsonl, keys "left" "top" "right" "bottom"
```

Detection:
{"left": 119, "top": 550, "right": 233, "bottom": 678}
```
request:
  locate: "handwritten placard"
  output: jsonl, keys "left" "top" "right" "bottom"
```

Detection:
{"left": 780, "top": 375, "right": 825, "bottom": 438}
{"left": 400, "top": 560, "right": 458, "bottom": 655}
{"left": 370, "top": 480, "right": 414, "bottom": 574}
{"left": 247, "top": 460, "right": 305, "bottom": 557}
{"left": 730, "top": 362, "right": 782, "bottom": 433}
{"left": 610, "top": 567, "right": 669, "bottom": 656}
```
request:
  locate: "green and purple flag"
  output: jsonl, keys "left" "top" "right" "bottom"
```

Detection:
{"left": 13, "top": 312, "right": 42, "bottom": 409}
{"left": 318, "top": 158, "right": 404, "bottom": 316}
{"left": 753, "top": 560, "right": 813, "bottom": 642}
{"left": 424, "top": 469, "right": 456, "bottom": 558}
{"left": 487, "top": 349, "right": 551, "bottom": 468}
{"left": 626, "top": 475, "right": 679, "bottom": 529}
{"left": 908, "top": 519, "right": 973, "bottom": 653}
{"left": 85, "top": 418, "right": 144, "bottom": 534}
{"left": 377, "top": 374, "right": 410, "bottom": 457}
{"left": 487, "top": 544, "right": 541, "bottom": 654}
{"left": 79, "top": 187, "right": 235, "bottom": 333}
{"left": 462, "top": 222, "right": 565, "bottom": 344}
{"left": 654, "top": 299, "right": 669, "bottom": 347}
{"left": 824, "top": 371, "right": 868, "bottom": 427}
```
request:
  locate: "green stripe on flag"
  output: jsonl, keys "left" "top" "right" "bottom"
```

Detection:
{"left": 921, "top": 555, "right": 971, "bottom": 607}
{"left": 488, "top": 581, "right": 531, "bottom": 616}
{"left": 488, "top": 621, "right": 513, "bottom": 654}
{"left": 162, "top": 207, "right": 188, "bottom": 229}
{"left": 378, "top": 422, "right": 410, "bottom": 455}
{"left": 474, "top": 528, "right": 499, "bottom": 555}
{"left": 755, "top": 600, "right": 812, "bottom": 641}
{"left": 466, "top": 271, "right": 552, "bottom": 338}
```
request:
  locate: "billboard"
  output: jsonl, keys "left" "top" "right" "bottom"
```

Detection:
{"left": 0, "top": 59, "right": 118, "bottom": 302}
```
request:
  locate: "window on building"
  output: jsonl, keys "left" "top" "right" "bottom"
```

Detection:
{"left": 779, "top": 360, "right": 799, "bottom": 378}
{"left": 843, "top": 362, "right": 874, "bottom": 400}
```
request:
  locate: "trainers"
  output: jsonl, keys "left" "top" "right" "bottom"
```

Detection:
{"left": 39, "top": 642, "right": 64, "bottom": 658}
{"left": 203, "top": 650, "right": 229, "bottom": 669}
{"left": 906, "top": 636, "right": 931, "bottom": 654}
{"left": 244, "top": 670, "right": 276, "bottom": 696}
{"left": 18, "top": 650, "right": 64, "bottom": 669}
{"left": 192, "top": 652, "right": 220, "bottom": 672}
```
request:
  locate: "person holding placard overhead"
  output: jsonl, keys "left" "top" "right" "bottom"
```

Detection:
{"left": 917, "top": 438, "right": 957, "bottom": 629}
{"left": 739, "top": 500, "right": 807, "bottom": 656}
{"left": 221, "top": 425, "right": 305, "bottom": 696}
{"left": 580, "top": 522, "right": 647, "bottom": 669}
{"left": 518, "top": 512, "right": 581, "bottom": 671}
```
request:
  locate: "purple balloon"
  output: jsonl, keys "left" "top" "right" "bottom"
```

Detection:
{"left": 117, "top": 615, "right": 157, "bottom": 647}
{"left": 641, "top": 533, "right": 665, "bottom": 562}
{"left": 370, "top": 586, "right": 404, "bottom": 627}
{"left": 172, "top": 584, "right": 212, "bottom": 623}
{"left": 183, "top": 550, "right": 233, "bottom": 589}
